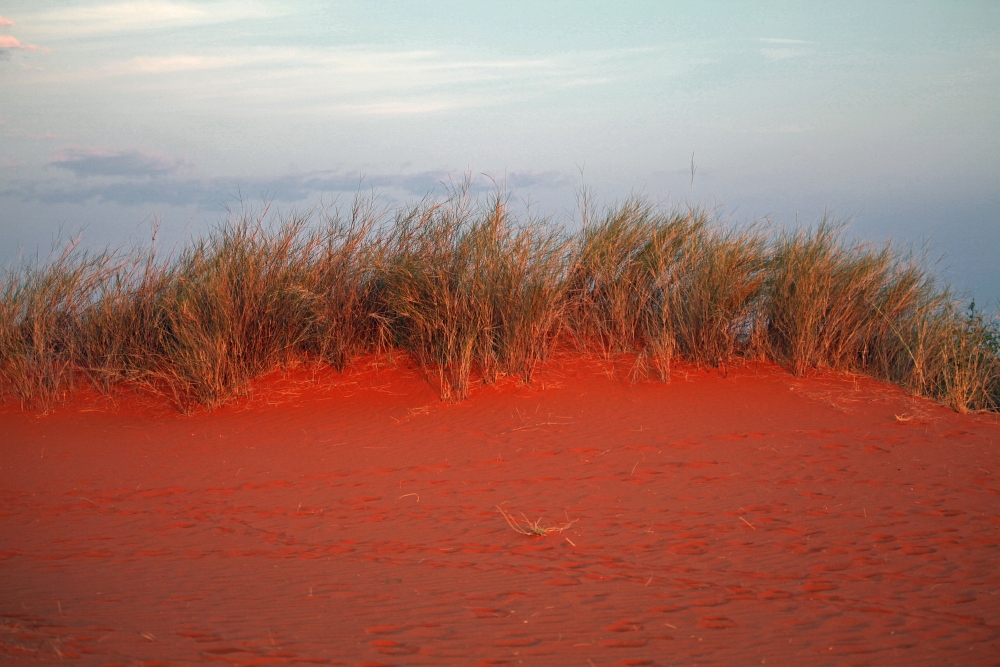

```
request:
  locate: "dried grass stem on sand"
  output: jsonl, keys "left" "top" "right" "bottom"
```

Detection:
{"left": 497, "top": 505, "right": 578, "bottom": 537}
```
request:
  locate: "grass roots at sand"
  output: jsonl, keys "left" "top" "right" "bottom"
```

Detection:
{"left": 1, "top": 186, "right": 998, "bottom": 413}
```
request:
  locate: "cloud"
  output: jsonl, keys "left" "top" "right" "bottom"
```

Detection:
{"left": 4, "top": 171, "right": 442, "bottom": 207}
{"left": 0, "top": 35, "right": 43, "bottom": 56}
{"left": 757, "top": 38, "right": 812, "bottom": 60}
{"left": 5, "top": 169, "right": 573, "bottom": 207}
{"left": 760, "top": 48, "right": 803, "bottom": 60}
{"left": 758, "top": 38, "right": 810, "bottom": 45}
{"left": 26, "top": 1, "right": 273, "bottom": 36}
{"left": 559, "top": 77, "right": 612, "bottom": 88}
{"left": 71, "top": 47, "right": 563, "bottom": 82}
{"left": 752, "top": 124, "right": 811, "bottom": 134}
{"left": 117, "top": 54, "right": 246, "bottom": 74}
{"left": 23, "top": 47, "right": 587, "bottom": 117}
{"left": 332, "top": 100, "right": 461, "bottom": 116}
{"left": 503, "top": 171, "right": 574, "bottom": 190}
{"left": 50, "top": 147, "right": 184, "bottom": 178}
{"left": 0, "top": 16, "right": 13, "bottom": 26}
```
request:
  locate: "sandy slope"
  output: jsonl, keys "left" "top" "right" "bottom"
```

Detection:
{"left": 1, "top": 358, "right": 998, "bottom": 666}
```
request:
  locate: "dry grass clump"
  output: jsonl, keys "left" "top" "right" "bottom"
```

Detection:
{"left": 565, "top": 198, "right": 767, "bottom": 379}
{"left": 0, "top": 188, "right": 996, "bottom": 413}
{"left": 79, "top": 206, "right": 359, "bottom": 410}
{"left": 384, "top": 186, "right": 569, "bottom": 399}
{"left": 763, "top": 218, "right": 1000, "bottom": 412}
{"left": 0, "top": 241, "right": 115, "bottom": 411}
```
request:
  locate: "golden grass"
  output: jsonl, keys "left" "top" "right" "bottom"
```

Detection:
{"left": 1, "top": 188, "right": 997, "bottom": 413}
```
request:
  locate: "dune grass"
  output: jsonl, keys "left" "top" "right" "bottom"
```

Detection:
{"left": 1, "top": 188, "right": 997, "bottom": 413}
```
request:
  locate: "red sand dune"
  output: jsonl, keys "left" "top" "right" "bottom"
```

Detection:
{"left": 1, "top": 358, "right": 999, "bottom": 666}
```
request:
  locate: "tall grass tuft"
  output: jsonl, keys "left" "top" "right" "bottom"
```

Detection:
{"left": 295, "top": 195, "right": 388, "bottom": 372}
{"left": 384, "top": 186, "right": 568, "bottom": 399}
{"left": 565, "top": 200, "right": 766, "bottom": 378}
{"left": 0, "top": 189, "right": 996, "bottom": 413}
{"left": 0, "top": 240, "right": 113, "bottom": 411}
{"left": 763, "top": 219, "right": 1000, "bottom": 411}
{"left": 765, "top": 219, "right": 915, "bottom": 376}
{"left": 666, "top": 217, "right": 767, "bottom": 369}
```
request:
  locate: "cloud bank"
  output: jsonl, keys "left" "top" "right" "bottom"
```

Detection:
{"left": 5, "top": 167, "right": 571, "bottom": 208}
{"left": 50, "top": 147, "right": 185, "bottom": 178}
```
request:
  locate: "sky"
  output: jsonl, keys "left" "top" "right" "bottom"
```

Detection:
{"left": 1, "top": 1, "right": 998, "bottom": 309}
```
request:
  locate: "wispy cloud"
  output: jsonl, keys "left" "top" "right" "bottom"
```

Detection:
{"left": 559, "top": 77, "right": 612, "bottom": 88}
{"left": 0, "top": 16, "right": 13, "bottom": 27}
{"left": 332, "top": 100, "right": 461, "bottom": 116}
{"left": 752, "top": 124, "right": 812, "bottom": 134}
{"left": 760, "top": 48, "right": 802, "bottom": 60}
{"left": 758, "top": 38, "right": 811, "bottom": 45}
{"left": 80, "top": 47, "right": 563, "bottom": 80}
{"left": 114, "top": 54, "right": 250, "bottom": 74}
{"left": 26, "top": 1, "right": 273, "bottom": 36}
{"left": 27, "top": 45, "right": 639, "bottom": 118}
{"left": 757, "top": 37, "right": 812, "bottom": 61}
{"left": 50, "top": 146, "right": 184, "bottom": 178}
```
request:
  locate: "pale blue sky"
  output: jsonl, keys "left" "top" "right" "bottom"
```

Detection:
{"left": 1, "top": 1, "right": 998, "bottom": 307}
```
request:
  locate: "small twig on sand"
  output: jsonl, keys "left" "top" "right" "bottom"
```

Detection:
{"left": 497, "top": 505, "right": 577, "bottom": 536}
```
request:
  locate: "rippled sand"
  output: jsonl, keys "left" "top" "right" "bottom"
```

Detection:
{"left": 2, "top": 358, "right": 998, "bottom": 666}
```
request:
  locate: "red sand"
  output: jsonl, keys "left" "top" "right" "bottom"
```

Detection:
{"left": 1, "top": 358, "right": 999, "bottom": 666}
